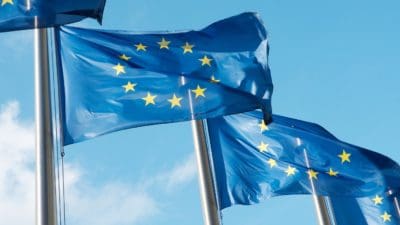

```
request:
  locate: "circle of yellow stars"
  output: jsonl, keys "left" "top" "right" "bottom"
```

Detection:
{"left": 253, "top": 121, "right": 360, "bottom": 187}
{"left": 254, "top": 121, "right": 394, "bottom": 223}
{"left": 110, "top": 38, "right": 222, "bottom": 108}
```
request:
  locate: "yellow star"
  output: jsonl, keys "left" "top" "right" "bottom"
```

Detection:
{"left": 119, "top": 54, "right": 131, "bottom": 61}
{"left": 142, "top": 92, "right": 157, "bottom": 106}
{"left": 112, "top": 63, "right": 126, "bottom": 76}
{"left": 258, "top": 120, "right": 269, "bottom": 132}
{"left": 372, "top": 195, "right": 383, "bottom": 205}
{"left": 182, "top": 42, "right": 194, "bottom": 54}
{"left": 168, "top": 94, "right": 183, "bottom": 108}
{"left": 338, "top": 150, "right": 351, "bottom": 163}
{"left": 191, "top": 85, "right": 206, "bottom": 98}
{"left": 199, "top": 55, "right": 212, "bottom": 66}
{"left": 257, "top": 141, "right": 269, "bottom": 153}
{"left": 158, "top": 38, "right": 171, "bottom": 49}
{"left": 135, "top": 43, "right": 147, "bottom": 51}
{"left": 1, "top": 0, "right": 13, "bottom": 6}
{"left": 381, "top": 212, "right": 391, "bottom": 222}
{"left": 327, "top": 168, "right": 339, "bottom": 176}
{"left": 307, "top": 169, "right": 319, "bottom": 180}
{"left": 210, "top": 75, "right": 220, "bottom": 83}
{"left": 267, "top": 159, "right": 277, "bottom": 168}
{"left": 122, "top": 81, "right": 137, "bottom": 93}
{"left": 285, "top": 166, "right": 297, "bottom": 176}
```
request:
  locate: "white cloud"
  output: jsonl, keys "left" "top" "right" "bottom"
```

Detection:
{"left": 61, "top": 163, "right": 159, "bottom": 225}
{"left": 0, "top": 101, "right": 35, "bottom": 225}
{"left": 159, "top": 153, "right": 198, "bottom": 191}
{"left": 65, "top": 152, "right": 197, "bottom": 225}
{"left": 0, "top": 101, "right": 197, "bottom": 225}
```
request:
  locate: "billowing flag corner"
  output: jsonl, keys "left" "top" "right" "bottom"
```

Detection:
{"left": 0, "top": 0, "right": 106, "bottom": 32}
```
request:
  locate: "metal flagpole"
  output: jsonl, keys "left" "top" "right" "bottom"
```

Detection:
{"left": 313, "top": 196, "right": 334, "bottom": 225}
{"left": 388, "top": 189, "right": 400, "bottom": 217}
{"left": 299, "top": 139, "right": 334, "bottom": 225}
{"left": 34, "top": 27, "right": 58, "bottom": 225}
{"left": 191, "top": 120, "right": 221, "bottom": 225}
{"left": 181, "top": 74, "right": 220, "bottom": 225}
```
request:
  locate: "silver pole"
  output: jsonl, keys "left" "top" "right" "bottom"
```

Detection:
{"left": 191, "top": 120, "right": 221, "bottom": 225}
{"left": 388, "top": 190, "right": 400, "bottom": 218}
{"left": 313, "top": 196, "right": 334, "bottom": 225}
{"left": 300, "top": 142, "right": 333, "bottom": 225}
{"left": 35, "top": 28, "right": 58, "bottom": 225}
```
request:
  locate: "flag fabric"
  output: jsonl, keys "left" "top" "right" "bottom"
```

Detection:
{"left": 0, "top": 0, "right": 105, "bottom": 32}
{"left": 206, "top": 111, "right": 400, "bottom": 209}
{"left": 330, "top": 193, "right": 400, "bottom": 225}
{"left": 57, "top": 12, "right": 273, "bottom": 145}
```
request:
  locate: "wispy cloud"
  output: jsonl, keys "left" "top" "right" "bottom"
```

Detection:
{"left": 0, "top": 101, "right": 35, "bottom": 225}
{"left": 149, "top": 153, "right": 197, "bottom": 192}
{"left": 67, "top": 174, "right": 160, "bottom": 225}
{"left": 66, "top": 152, "right": 197, "bottom": 225}
{"left": 0, "top": 101, "right": 197, "bottom": 225}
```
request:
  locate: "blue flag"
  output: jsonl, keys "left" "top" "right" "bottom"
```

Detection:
{"left": 206, "top": 111, "right": 400, "bottom": 209}
{"left": 330, "top": 193, "right": 400, "bottom": 225}
{"left": 57, "top": 13, "right": 273, "bottom": 145}
{"left": 0, "top": 0, "right": 105, "bottom": 32}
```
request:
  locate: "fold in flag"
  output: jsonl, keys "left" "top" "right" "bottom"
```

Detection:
{"left": 206, "top": 111, "right": 400, "bottom": 209}
{"left": 58, "top": 12, "right": 273, "bottom": 145}
{"left": 0, "top": 0, "right": 105, "bottom": 32}
{"left": 330, "top": 192, "right": 400, "bottom": 225}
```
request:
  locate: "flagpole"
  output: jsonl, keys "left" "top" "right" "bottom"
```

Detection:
{"left": 35, "top": 28, "right": 58, "bottom": 225}
{"left": 300, "top": 140, "right": 334, "bottom": 225}
{"left": 191, "top": 119, "right": 221, "bottom": 225}
{"left": 388, "top": 189, "right": 400, "bottom": 217}
{"left": 313, "top": 196, "right": 334, "bottom": 225}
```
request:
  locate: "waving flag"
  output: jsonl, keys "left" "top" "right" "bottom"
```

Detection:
{"left": 57, "top": 13, "right": 273, "bottom": 145}
{"left": 330, "top": 192, "right": 400, "bottom": 225}
{"left": 206, "top": 111, "right": 400, "bottom": 209}
{"left": 0, "top": 0, "right": 105, "bottom": 32}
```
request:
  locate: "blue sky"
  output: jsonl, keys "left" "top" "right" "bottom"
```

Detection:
{"left": 0, "top": 0, "right": 399, "bottom": 225}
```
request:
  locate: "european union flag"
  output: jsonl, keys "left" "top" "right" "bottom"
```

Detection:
{"left": 57, "top": 13, "right": 273, "bottom": 145}
{"left": 206, "top": 111, "right": 400, "bottom": 209}
{"left": 330, "top": 192, "right": 400, "bottom": 224}
{"left": 0, "top": 0, "right": 105, "bottom": 32}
